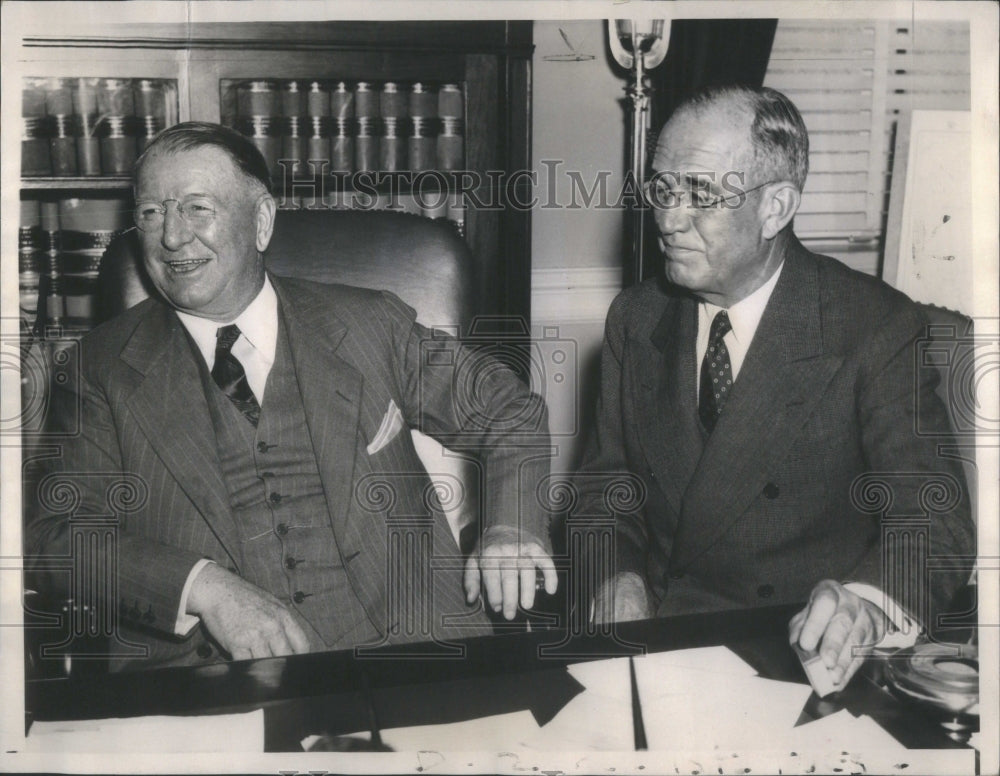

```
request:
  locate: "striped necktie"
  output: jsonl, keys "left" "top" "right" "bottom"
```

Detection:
{"left": 212, "top": 324, "right": 261, "bottom": 427}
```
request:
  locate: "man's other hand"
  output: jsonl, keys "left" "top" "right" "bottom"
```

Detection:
{"left": 186, "top": 563, "right": 312, "bottom": 660}
{"left": 789, "top": 579, "right": 889, "bottom": 690}
{"left": 593, "top": 571, "right": 652, "bottom": 625}
{"left": 463, "top": 525, "right": 557, "bottom": 620}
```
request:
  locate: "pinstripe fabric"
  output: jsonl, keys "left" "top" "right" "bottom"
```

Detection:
{"left": 575, "top": 236, "right": 974, "bottom": 619}
{"left": 26, "top": 275, "right": 547, "bottom": 669}
{"left": 200, "top": 318, "right": 378, "bottom": 651}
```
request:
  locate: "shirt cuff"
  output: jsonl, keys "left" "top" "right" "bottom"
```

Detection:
{"left": 175, "top": 558, "right": 215, "bottom": 636}
{"left": 845, "top": 581, "right": 921, "bottom": 649}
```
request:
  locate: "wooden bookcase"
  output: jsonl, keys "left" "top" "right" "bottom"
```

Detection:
{"left": 19, "top": 21, "right": 534, "bottom": 326}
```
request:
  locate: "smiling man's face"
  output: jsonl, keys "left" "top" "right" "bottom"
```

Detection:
{"left": 135, "top": 145, "right": 271, "bottom": 321}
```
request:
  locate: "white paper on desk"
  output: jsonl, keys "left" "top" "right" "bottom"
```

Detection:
{"left": 631, "top": 648, "right": 759, "bottom": 700}
{"left": 24, "top": 708, "right": 265, "bottom": 753}
{"left": 370, "top": 709, "right": 541, "bottom": 752}
{"left": 566, "top": 655, "right": 632, "bottom": 699}
{"left": 630, "top": 648, "right": 813, "bottom": 750}
{"left": 636, "top": 645, "right": 760, "bottom": 679}
{"left": 364, "top": 662, "right": 636, "bottom": 753}
{"left": 640, "top": 677, "right": 812, "bottom": 749}
{"left": 784, "top": 710, "right": 906, "bottom": 752}
{"left": 519, "top": 656, "right": 634, "bottom": 750}
{"left": 522, "top": 690, "right": 636, "bottom": 751}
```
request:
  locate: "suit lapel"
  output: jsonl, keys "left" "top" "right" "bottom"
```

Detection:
{"left": 121, "top": 304, "right": 240, "bottom": 564}
{"left": 634, "top": 292, "right": 703, "bottom": 518}
{"left": 272, "top": 278, "right": 368, "bottom": 547}
{"left": 671, "top": 245, "right": 843, "bottom": 569}
{"left": 274, "top": 278, "right": 391, "bottom": 625}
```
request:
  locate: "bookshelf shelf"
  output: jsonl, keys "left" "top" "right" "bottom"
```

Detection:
{"left": 21, "top": 177, "right": 133, "bottom": 191}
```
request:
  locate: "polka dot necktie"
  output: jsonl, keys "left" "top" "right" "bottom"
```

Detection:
{"left": 212, "top": 324, "right": 261, "bottom": 427}
{"left": 698, "top": 310, "right": 733, "bottom": 434}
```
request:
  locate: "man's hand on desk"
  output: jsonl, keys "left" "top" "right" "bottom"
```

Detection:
{"left": 186, "top": 562, "right": 312, "bottom": 660}
{"left": 788, "top": 579, "right": 889, "bottom": 690}
{"left": 463, "top": 525, "right": 558, "bottom": 620}
{"left": 593, "top": 572, "right": 652, "bottom": 625}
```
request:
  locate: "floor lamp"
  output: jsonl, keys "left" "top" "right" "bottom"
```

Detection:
{"left": 608, "top": 18, "right": 669, "bottom": 286}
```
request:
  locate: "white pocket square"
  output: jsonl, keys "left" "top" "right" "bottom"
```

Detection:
{"left": 366, "top": 399, "right": 405, "bottom": 455}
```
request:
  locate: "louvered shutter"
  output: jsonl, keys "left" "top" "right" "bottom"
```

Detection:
{"left": 763, "top": 19, "right": 970, "bottom": 275}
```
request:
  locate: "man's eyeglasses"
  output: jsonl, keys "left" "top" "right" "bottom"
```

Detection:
{"left": 641, "top": 179, "right": 778, "bottom": 212}
{"left": 133, "top": 198, "right": 217, "bottom": 232}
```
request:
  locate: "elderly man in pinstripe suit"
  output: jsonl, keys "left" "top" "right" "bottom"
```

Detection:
{"left": 27, "top": 122, "right": 556, "bottom": 670}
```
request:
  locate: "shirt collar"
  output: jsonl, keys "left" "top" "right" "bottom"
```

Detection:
{"left": 175, "top": 275, "right": 278, "bottom": 366}
{"left": 701, "top": 261, "right": 785, "bottom": 346}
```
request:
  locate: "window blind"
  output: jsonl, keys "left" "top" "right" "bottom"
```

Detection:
{"left": 763, "top": 19, "right": 970, "bottom": 275}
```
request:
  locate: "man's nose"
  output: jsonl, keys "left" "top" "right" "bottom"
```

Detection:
{"left": 160, "top": 206, "right": 195, "bottom": 250}
{"left": 654, "top": 203, "right": 690, "bottom": 235}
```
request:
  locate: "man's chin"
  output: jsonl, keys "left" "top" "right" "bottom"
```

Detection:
{"left": 155, "top": 284, "right": 218, "bottom": 316}
{"left": 662, "top": 262, "right": 695, "bottom": 289}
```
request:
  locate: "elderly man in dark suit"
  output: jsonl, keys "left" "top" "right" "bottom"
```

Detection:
{"left": 27, "top": 122, "right": 556, "bottom": 669}
{"left": 581, "top": 85, "right": 974, "bottom": 690}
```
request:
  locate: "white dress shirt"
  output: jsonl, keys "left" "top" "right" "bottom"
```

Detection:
{"left": 176, "top": 275, "right": 278, "bottom": 403}
{"left": 694, "top": 262, "right": 917, "bottom": 647}
{"left": 171, "top": 276, "right": 279, "bottom": 635}
{"left": 695, "top": 262, "right": 783, "bottom": 393}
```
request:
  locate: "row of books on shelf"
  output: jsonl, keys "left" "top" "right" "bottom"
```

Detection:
{"left": 21, "top": 76, "right": 467, "bottom": 178}
{"left": 230, "top": 80, "right": 464, "bottom": 120}
{"left": 240, "top": 121, "right": 464, "bottom": 179}
{"left": 22, "top": 115, "right": 465, "bottom": 180}
{"left": 22, "top": 78, "right": 178, "bottom": 178}
{"left": 22, "top": 77, "right": 461, "bottom": 123}
{"left": 18, "top": 198, "right": 127, "bottom": 335}
{"left": 228, "top": 79, "right": 466, "bottom": 178}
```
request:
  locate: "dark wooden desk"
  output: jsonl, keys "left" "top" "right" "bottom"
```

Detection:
{"left": 25, "top": 604, "right": 965, "bottom": 752}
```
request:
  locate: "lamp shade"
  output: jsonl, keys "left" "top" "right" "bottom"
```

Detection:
{"left": 609, "top": 18, "right": 669, "bottom": 69}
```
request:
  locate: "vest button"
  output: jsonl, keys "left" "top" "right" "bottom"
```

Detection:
{"left": 269, "top": 492, "right": 282, "bottom": 504}
{"left": 668, "top": 570, "right": 684, "bottom": 580}
{"left": 275, "top": 523, "right": 289, "bottom": 536}
{"left": 285, "top": 556, "right": 298, "bottom": 570}
{"left": 292, "top": 591, "right": 307, "bottom": 604}
{"left": 196, "top": 643, "right": 213, "bottom": 659}
{"left": 257, "top": 441, "right": 270, "bottom": 453}
{"left": 757, "top": 584, "right": 775, "bottom": 599}
{"left": 763, "top": 482, "right": 779, "bottom": 499}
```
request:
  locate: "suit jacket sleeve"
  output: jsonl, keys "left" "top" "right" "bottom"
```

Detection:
{"left": 378, "top": 291, "right": 553, "bottom": 549}
{"left": 25, "top": 341, "right": 206, "bottom": 637}
{"left": 574, "top": 293, "right": 649, "bottom": 581}
{"left": 851, "top": 303, "right": 974, "bottom": 617}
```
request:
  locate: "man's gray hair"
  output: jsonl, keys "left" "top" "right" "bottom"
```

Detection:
{"left": 677, "top": 84, "right": 810, "bottom": 191}
{"left": 134, "top": 121, "right": 273, "bottom": 194}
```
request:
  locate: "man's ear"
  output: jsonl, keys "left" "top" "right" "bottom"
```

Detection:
{"left": 255, "top": 193, "right": 277, "bottom": 253}
{"left": 760, "top": 182, "right": 800, "bottom": 239}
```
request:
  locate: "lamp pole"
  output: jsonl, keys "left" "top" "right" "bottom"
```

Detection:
{"left": 608, "top": 18, "right": 669, "bottom": 287}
